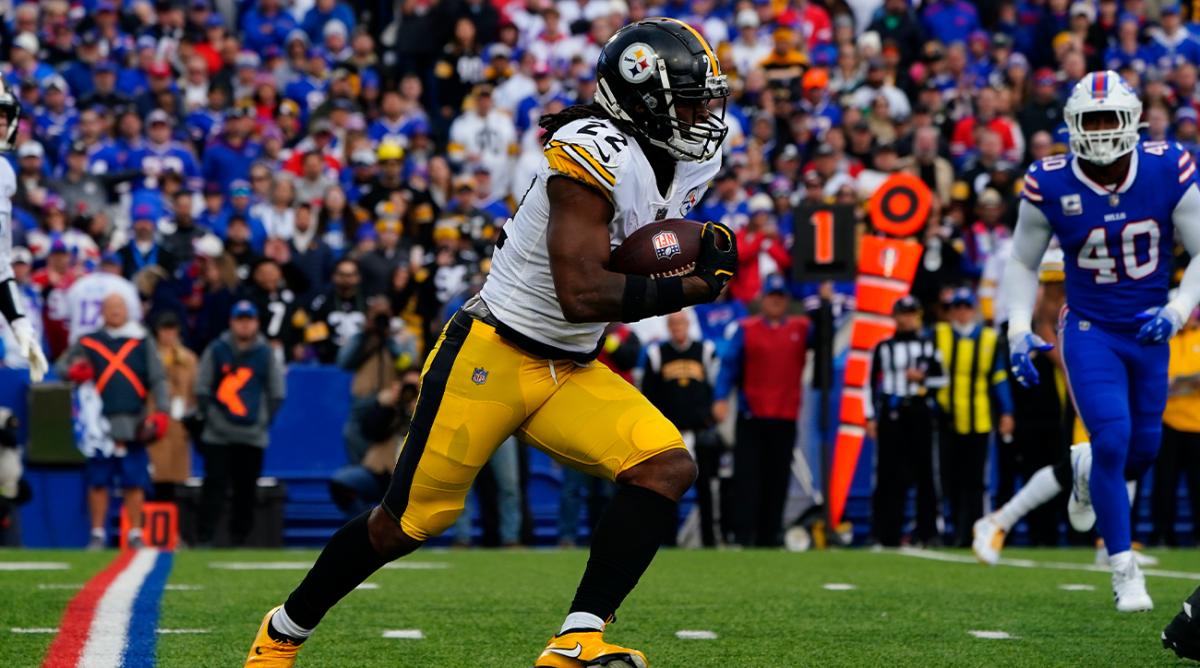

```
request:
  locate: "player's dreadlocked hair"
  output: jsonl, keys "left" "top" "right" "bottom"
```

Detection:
{"left": 538, "top": 102, "right": 639, "bottom": 145}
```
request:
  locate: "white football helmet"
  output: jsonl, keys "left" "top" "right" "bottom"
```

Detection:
{"left": 1063, "top": 70, "right": 1142, "bottom": 166}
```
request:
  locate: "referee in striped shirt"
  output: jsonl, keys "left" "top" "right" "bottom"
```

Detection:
{"left": 865, "top": 295, "right": 947, "bottom": 546}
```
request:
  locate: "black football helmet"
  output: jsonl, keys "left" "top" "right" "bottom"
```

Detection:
{"left": 0, "top": 76, "right": 19, "bottom": 151}
{"left": 596, "top": 18, "right": 729, "bottom": 162}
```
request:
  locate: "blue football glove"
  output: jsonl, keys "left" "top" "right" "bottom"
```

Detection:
{"left": 1134, "top": 306, "right": 1185, "bottom": 345}
{"left": 1010, "top": 332, "right": 1054, "bottom": 388}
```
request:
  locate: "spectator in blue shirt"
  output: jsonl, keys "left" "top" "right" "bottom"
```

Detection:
{"left": 921, "top": 0, "right": 979, "bottom": 48}
{"left": 202, "top": 106, "right": 262, "bottom": 194}
{"left": 32, "top": 77, "right": 79, "bottom": 163}
{"left": 696, "top": 170, "right": 750, "bottom": 231}
{"left": 129, "top": 110, "right": 203, "bottom": 193}
{"left": 1151, "top": 4, "right": 1200, "bottom": 69}
{"left": 301, "top": 0, "right": 357, "bottom": 44}
{"left": 241, "top": 0, "right": 299, "bottom": 56}
{"left": 1105, "top": 14, "right": 1159, "bottom": 73}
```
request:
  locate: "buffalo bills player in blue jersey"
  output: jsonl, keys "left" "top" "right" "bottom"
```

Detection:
{"left": 1003, "top": 71, "right": 1200, "bottom": 612}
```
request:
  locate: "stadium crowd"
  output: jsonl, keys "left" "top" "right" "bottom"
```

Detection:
{"left": 5, "top": 0, "right": 1200, "bottom": 549}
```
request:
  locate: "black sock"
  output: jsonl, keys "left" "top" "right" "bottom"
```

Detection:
{"left": 569, "top": 483, "right": 677, "bottom": 622}
{"left": 283, "top": 510, "right": 390, "bottom": 629}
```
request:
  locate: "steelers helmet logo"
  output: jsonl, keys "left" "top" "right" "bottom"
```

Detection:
{"left": 619, "top": 43, "right": 658, "bottom": 84}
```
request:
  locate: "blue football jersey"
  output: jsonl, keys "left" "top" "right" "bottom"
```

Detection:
{"left": 1021, "top": 141, "right": 1198, "bottom": 331}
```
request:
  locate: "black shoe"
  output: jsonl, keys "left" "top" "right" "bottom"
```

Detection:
{"left": 1163, "top": 588, "right": 1200, "bottom": 661}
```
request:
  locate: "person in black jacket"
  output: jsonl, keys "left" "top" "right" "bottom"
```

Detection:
{"left": 865, "top": 296, "right": 947, "bottom": 547}
{"left": 642, "top": 311, "right": 721, "bottom": 546}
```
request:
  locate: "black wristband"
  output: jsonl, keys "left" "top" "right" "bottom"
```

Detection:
{"left": 621, "top": 275, "right": 686, "bottom": 323}
{"left": 0, "top": 278, "right": 23, "bottom": 323}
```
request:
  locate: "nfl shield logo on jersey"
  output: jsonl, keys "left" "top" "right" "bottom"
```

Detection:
{"left": 1061, "top": 194, "right": 1083, "bottom": 216}
{"left": 652, "top": 230, "right": 681, "bottom": 260}
{"left": 472, "top": 367, "right": 488, "bottom": 385}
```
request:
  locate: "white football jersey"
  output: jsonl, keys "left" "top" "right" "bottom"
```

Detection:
{"left": 65, "top": 272, "right": 142, "bottom": 343}
{"left": 0, "top": 158, "right": 15, "bottom": 286}
{"left": 481, "top": 117, "right": 721, "bottom": 353}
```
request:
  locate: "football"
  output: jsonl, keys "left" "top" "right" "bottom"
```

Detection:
{"left": 608, "top": 218, "right": 705, "bottom": 278}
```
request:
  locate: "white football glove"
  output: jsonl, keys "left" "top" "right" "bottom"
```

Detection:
{"left": 10, "top": 317, "right": 47, "bottom": 383}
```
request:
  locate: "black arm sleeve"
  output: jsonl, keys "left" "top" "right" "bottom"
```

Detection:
{"left": 0, "top": 278, "right": 25, "bottom": 323}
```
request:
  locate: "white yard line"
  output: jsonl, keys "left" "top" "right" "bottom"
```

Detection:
{"left": 156, "top": 628, "right": 210, "bottom": 634}
{"left": 0, "top": 562, "right": 69, "bottom": 570}
{"left": 896, "top": 548, "right": 1200, "bottom": 581}
{"left": 164, "top": 584, "right": 204, "bottom": 591}
{"left": 11, "top": 627, "right": 58, "bottom": 633}
{"left": 1058, "top": 584, "right": 1096, "bottom": 591}
{"left": 382, "top": 629, "right": 425, "bottom": 639}
{"left": 36, "top": 583, "right": 83, "bottom": 590}
{"left": 210, "top": 561, "right": 447, "bottom": 571}
{"left": 822, "top": 583, "right": 857, "bottom": 591}
{"left": 969, "top": 630, "right": 1017, "bottom": 640}
{"left": 355, "top": 583, "right": 380, "bottom": 590}
{"left": 675, "top": 630, "right": 718, "bottom": 640}
{"left": 381, "top": 562, "right": 449, "bottom": 570}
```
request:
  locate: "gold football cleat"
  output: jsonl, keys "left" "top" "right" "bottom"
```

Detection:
{"left": 245, "top": 606, "right": 303, "bottom": 667}
{"left": 535, "top": 629, "right": 648, "bottom": 668}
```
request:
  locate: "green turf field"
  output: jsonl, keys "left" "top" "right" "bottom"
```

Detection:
{"left": 3, "top": 547, "right": 1200, "bottom": 667}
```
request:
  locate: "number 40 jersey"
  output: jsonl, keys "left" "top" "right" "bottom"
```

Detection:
{"left": 1019, "top": 141, "right": 1200, "bottom": 331}
{"left": 481, "top": 116, "right": 721, "bottom": 354}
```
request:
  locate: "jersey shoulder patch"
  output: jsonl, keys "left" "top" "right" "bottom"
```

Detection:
{"left": 544, "top": 118, "right": 631, "bottom": 199}
{"left": 1022, "top": 155, "right": 1065, "bottom": 204}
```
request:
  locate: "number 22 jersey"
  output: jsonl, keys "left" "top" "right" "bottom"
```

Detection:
{"left": 1020, "top": 141, "right": 1198, "bottom": 332}
{"left": 481, "top": 116, "right": 721, "bottom": 354}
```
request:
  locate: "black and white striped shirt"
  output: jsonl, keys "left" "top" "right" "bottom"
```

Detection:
{"left": 866, "top": 330, "right": 947, "bottom": 420}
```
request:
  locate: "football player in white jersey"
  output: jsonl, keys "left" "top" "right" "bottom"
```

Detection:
{"left": 246, "top": 19, "right": 738, "bottom": 668}
{"left": 0, "top": 78, "right": 48, "bottom": 382}
{"left": 63, "top": 254, "right": 143, "bottom": 345}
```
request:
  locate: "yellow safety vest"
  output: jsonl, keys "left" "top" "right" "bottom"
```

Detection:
{"left": 935, "top": 322, "right": 1005, "bottom": 435}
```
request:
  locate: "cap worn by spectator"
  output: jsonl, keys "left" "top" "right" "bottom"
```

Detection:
{"left": 230, "top": 180, "right": 252, "bottom": 197}
{"left": 236, "top": 51, "right": 262, "bottom": 69}
{"left": 147, "top": 109, "right": 173, "bottom": 126}
{"left": 815, "top": 143, "right": 836, "bottom": 157}
{"left": 11, "top": 246, "right": 32, "bottom": 266}
{"left": 14, "top": 33, "right": 38, "bottom": 54}
{"left": 893, "top": 294, "right": 921, "bottom": 314}
{"left": 748, "top": 193, "right": 773, "bottom": 214}
{"left": 1162, "top": 3, "right": 1182, "bottom": 15}
{"left": 377, "top": 142, "right": 404, "bottom": 162}
{"left": 148, "top": 62, "right": 172, "bottom": 78}
{"left": 1070, "top": 1, "right": 1096, "bottom": 20}
{"left": 194, "top": 234, "right": 224, "bottom": 258}
{"left": 133, "top": 202, "right": 157, "bottom": 221}
{"left": 1035, "top": 68, "right": 1057, "bottom": 86}
{"left": 101, "top": 251, "right": 121, "bottom": 267}
{"left": 18, "top": 142, "right": 44, "bottom": 159}
{"left": 802, "top": 68, "right": 828, "bottom": 91}
{"left": 978, "top": 188, "right": 1003, "bottom": 207}
{"left": 351, "top": 149, "right": 376, "bottom": 166}
{"left": 763, "top": 274, "right": 789, "bottom": 297}
{"left": 44, "top": 75, "right": 68, "bottom": 93}
{"left": 231, "top": 300, "right": 258, "bottom": 319}
{"left": 1178, "top": 107, "right": 1199, "bottom": 124}
{"left": 323, "top": 20, "right": 348, "bottom": 40}
{"left": 736, "top": 8, "right": 759, "bottom": 28}
{"left": 949, "top": 288, "right": 976, "bottom": 308}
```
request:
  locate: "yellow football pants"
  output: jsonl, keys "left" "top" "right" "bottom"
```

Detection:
{"left": 380, "top": 312, "right": 686, "bottom": 540}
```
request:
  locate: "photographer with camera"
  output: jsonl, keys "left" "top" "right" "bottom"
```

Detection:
{"left": 329, "top": 369, "right": 421, "bottom": 517}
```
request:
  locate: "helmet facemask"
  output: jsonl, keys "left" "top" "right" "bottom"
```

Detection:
{"left": 0, "top": 81, "right": 19, "bottom": 152}
{"left": 1066, "top": 108, "right": 1140, "bottom": 166}
{"left": 598, "top": 61, "right": 730, "bottom": 162}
